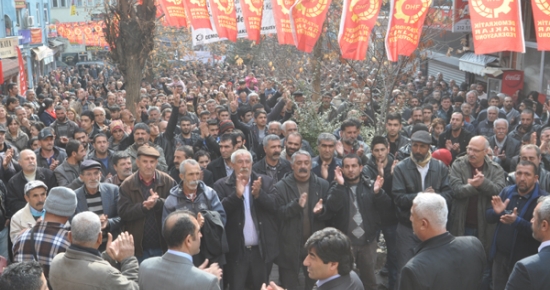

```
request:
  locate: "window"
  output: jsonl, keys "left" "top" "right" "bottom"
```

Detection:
{"left": 36, "top": 4, "right": 41, "bottom": 25}
{"left": 43, "top": 4, "right": 49, "bottom": 23}
{"left": 15, "top": 9, "right": 22, "bottom": 27}
{"left": 61, "top": 0, "right": 67, "bottom": 7}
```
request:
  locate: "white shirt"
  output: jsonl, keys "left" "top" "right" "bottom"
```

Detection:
{"left": 243, "top": 179, "right": 259, "bottom": 246}
{"left": 166, "top": 249, "right": 193, "bottom": 262}
{"left": 538, "top": 240, "right": 550, "bottom": 252}
{"left": 417, "top": 162, "right": 430, "bottom": 191}
{"left": 317, "top": 274, "right": 341, "bottom": 287}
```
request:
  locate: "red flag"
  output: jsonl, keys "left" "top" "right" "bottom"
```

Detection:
{"left": 184, "top": 0, "right": 212, "bottom": 29}
{"left": 208, "top": 0, "right": 238, "bottom": 42}
{"left": 338, "top": 0, "right": 381, "bottom": 60}
{"left": 469, "top": 0, "right": 524, "bottom": 54}
{"left": 158, "top": 0, "right": 188, "bottom": 27}
{"left": 272, "top": 0, "right": 296, "bottom": 45}
{"left": 0, "top": 61, "right": 4, "bottom": 85}
{"left": 385, "top": 0, "right": 431, "bottom": 62}
{"left": 241, "top": 0, "right": 264, "bottom": 43}
{"left": 289, "top": 0, "right": 332, "bottom": 53}
{"left": 531, "top": 0, "right": 550, "bottom": 51}
{"left": 16, "top": 46, "right": 26, "bottom": 96}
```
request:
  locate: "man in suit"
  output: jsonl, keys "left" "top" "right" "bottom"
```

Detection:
{"left": 262, "top": 227, "right": 364, "bottom": 290}
{"left": 399, "top": 193, "right": 486, "bottom": 290}
{"left": 505, "top": 196, "right": 550, "bottom": 290}
{"left": 139, "top": 210, "right": 221, "bottom": 290}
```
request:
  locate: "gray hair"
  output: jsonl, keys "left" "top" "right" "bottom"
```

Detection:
{"left": 536, "top": 196, "right": 550, "bottom": 224}
{"left": 317, "top": 132, "right": 337, "bottom": 146}
{"left": 460, "top": 102, "right": 471, "bottom": 110}
{"left": 412, "top": 193, "right": 448, "bottom": 228}
{"left": 20, "top": 149, "right": 36, "bottom": 159}
{"left": 281, "top": 120, "right": 297, "bottom": 134}
{"left": 71, "top": 212, "right": 101, "bottom": 244}
{"left": 487, "top": 106, "right": 499, "bottom": 113}
{"left": 493, "top": 118, "right": 509, "bottom": 129}
{"left": 179, "top": 159, "right": 199, "bottom": 175}
{"left": 263, "top": 134, "right": 281, "bottom": 147}
{"left": 291, "top": 150, "right": 311, "bottom": 164}
{"left": 521, "top": 144, "right": 541, "bottom": 159}
{"left": 466, "top": 90, "right": 478, "bottom": 99}
{"left": 147, "top": 106, "right": 160, "bottom": 115}
{"left": 93, "top": 107, "right": 105, "bottom": 115}
{"left": 268, "top": 121, "right": 282, "bottom": 130}
{"left": 231, "top": 149, "right": 253, "bottom": 163}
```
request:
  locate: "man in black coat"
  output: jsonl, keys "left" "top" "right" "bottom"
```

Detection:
{"left": 6, "top": 149, "right": 58, "bottom": 218}
{"left": 274, "top": 150, "right": 329, "bottom": 290}
{"left": 438, "top": 112, "right": 473, "bottom": 161}
{"left": 505, "top": 196, "right": 550, "bottom": 290}
{"left": 400, "top": 193, "right": 486, "bottom": 290}
{"left": 212, "top": 149, "right": 278, "bottom": 290}
{"left": 319, "top": 154, "right": 391, "bottom": 289}
{"left": 207, "top": 133, "right": 238, "bottom": 182}
{"left": 252, "top": 134, "right": 292, "bottom": 184}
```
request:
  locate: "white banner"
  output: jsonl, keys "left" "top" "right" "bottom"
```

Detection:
{"left": 0, "top": 37, "right": 19, "bottom": 59}
{"left": 192, "top": 0, "right": 276, "bottom": 46}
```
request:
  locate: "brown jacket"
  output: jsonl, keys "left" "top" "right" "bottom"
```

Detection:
{"left": 118, "top": 170, "right": 175, "bottom": 257}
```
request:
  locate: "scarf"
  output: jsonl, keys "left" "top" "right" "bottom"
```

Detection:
{"left": 411, "top": 150, "right": 432, "bottom": 167}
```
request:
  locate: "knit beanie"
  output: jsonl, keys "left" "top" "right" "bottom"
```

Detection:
{"left": 44, "top": 187, "right": 77, "bottom": 217}
{"left": 219, "top": 120, "right": 235, "bottom": 135}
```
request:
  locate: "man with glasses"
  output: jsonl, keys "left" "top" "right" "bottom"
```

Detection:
{"left": 449, "top": 135, "right": 506, "bottom": 289}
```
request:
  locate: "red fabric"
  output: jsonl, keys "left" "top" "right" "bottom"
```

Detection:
{"left": 16, "top": 47, "right": 26, "bottom": 96}
{"left": 385, "top": 0, "right": 431, "bottom": 61}
{"left": 158, "top": 0, "right": 188, "bottom": 27}
{"left": 338, "top": 0, "right": 381, "bottom": 60}
{"left": 272, "top": 0, "right": 296, "bottom": 45}
{"left": 208, "top": 0, "right": 238, "bottom": 42}
{"left": 184, "top": 0, "right": 212, "bottom": 29}
{"left": 240, "top": 0, "right": 264, "bottom": 43}
{"left": 289, "top": 0, "right": 332, "bottom": 53}
{"left": 469, "top": 0, "right": 525, "bottom": 54}
{"left": 531, "top": 0, "right": 550, "bottom": 50}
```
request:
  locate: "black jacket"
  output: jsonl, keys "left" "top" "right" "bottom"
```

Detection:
{"left": 506, "top": 246, "right": 550, "bottom": 290}
{"left": 252, "top": 157, "right": 292, "bottom": 183}
{"left": 207, "top": 157, "right": 228, "bottom": 182}
{"left": 0, "top": 180, "right": 8, "bottom": 231}
{"left": 274, "top": 173, "right": 329, "bottom": 271}
{"left": 488, "top": 135, "right": 521, "bottom": 172}
{"left": 86, "top": 149, "right": 116, "bottom": 176}
{"left": 6, "top": 168, "right": 58, "bottom": 218}
{"left": 391, "top": 158, "right": 453, "bottom": 227}
{"left": 197, "top": 210, "right": 228, "bottom": 266}
{"left": 213, "top": 172, "right": 279, "bottom": 264}
{"left": 400, "top": 232, "right": 486, "bottom": 290}
{"left": 322, "top": 177, "right": 392, "bottom": 244}
{"left": 35, "top": 147, "right": 68, "bottom": 169}
{"left": 363, "top": 153, "right": 398, "bottom": 227}
{"left": 438, "top": 128, "right": 473, "bottom": 160}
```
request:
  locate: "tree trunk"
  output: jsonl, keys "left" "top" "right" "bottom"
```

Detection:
{"left": 125, "top": 57, "right": 143, "bottom": 116}
{"left": 311, "top": 34, "right": 323, "bottom": 102}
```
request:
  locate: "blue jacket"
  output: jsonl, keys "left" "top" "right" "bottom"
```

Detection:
{"left": 486, "top": 183, "right": 548, "bottom": 267}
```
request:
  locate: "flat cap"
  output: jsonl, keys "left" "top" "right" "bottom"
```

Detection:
{"left": 137, "top": 145, "right": 160, "bottom": 158}
{"left": 80, "top": 160, "right": 102, "bottom": 173}
{"left": 24, "top": 180, "right": 48, "bottom": 195}
{"left": 410, "top": 131, "right": 432, "bottom": 144}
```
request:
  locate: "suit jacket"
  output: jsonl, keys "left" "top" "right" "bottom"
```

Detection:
{"left": 488, "top": 135, "right": 521, "bottom": 172}
{"left": 399, "top": 232, "right": 486, "bottom": 290}
{"left": 138, "top": 251, "right": 220, "bottom": 290}
{"left": 207, "top": 157, "right": 228, "bottom": 182}
{"left": 505, "top": 246, "right": 550, "bottom": 290}
{"left": 317, "top": 271, "right": 364, "bottom": 290}
{"left": 74, "top": 183, "right": 122, "bottom": 236}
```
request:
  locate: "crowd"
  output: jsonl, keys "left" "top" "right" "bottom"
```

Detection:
{"left": 0, "top": 61, "right": 549, "bottom": 290}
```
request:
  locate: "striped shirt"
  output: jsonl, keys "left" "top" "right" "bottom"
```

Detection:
{"left": 84, "top": 189, "right": 104, "bottom": 216}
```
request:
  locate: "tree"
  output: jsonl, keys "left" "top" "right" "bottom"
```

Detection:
{"left": 104, "top": 0, "right": 157, "bottom": 114}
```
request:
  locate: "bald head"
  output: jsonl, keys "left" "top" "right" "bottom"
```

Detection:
{"left": 162, "top": 211, "right": 199, "bottom": 251}
{"left": 467, "top": 136, "right": 489, "bottom": 167}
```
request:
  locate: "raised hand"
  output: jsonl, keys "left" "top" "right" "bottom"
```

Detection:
{"left": 491, "top": 196, "right": 510, "bottom": 215}
{"left": 500, "top": 207, "right": 518, "bottom": 225}
{"left": 299, "top": 192, "right": 308, "bottom": 208}
{"left": 373, "top": 175, "right": 384, "bottom": 194}
{"left": 106, "top": 232, "right": 135, "bottom": 263}
{"left": 251, "top": 177, "right": 262, "bottom": 198}
{"left": 313, "top": 199, "right": 323, "bottom": 214}
{"left": 334, "top": 167, "right": 345, "bottom": 186}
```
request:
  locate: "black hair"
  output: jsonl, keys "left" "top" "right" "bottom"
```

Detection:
{"left": 6, "top": 97, "right": 19, "bottom": 107}
{"left": 162, "top": 210, "right": 197, "bottom": 248}
{"left": 386, "top": 112, "right": 402, "bottom": 123}
{"left": 175, "top": 145, "right": 194, "bottom": 159}
{"left": 340, "top": 118, "right": 360, "bottom": 131}
{"left": 0, "top": 261, "right": 45, "bottom": 290}
{"left": 66, "top": 139, "right": 82, "bottom": 157}
{"left": 342, "top": 153, "right": 363, "bottom": 166}
{"left": 194, "top": 150, "right": 211, "bottom": 162}
{"left": 371, "top": 135, "right": 389, "bottom": 149}
{"left": 133, "top": 122, "right": 151, "bottom": 134}
{"left": 112, "top": 151, "right": 131, "bottom": 166}
{"left": 304, "top": 227, "right": 354, "bottom": 276}
{"left": 219, "top": 132, "right": 237, "bottom": 147}
{"left": 93, "top": 133, "right": 108, "bottom": 143}
{"left": 517, "top": 159, "right": 538, "bottom": 175}
{"left": 81, "top": 110, "right": 95, "bottom": 122}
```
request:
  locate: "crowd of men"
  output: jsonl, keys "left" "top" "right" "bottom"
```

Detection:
{"left": 0, "top": 62, "right": 549, "bottom": 290}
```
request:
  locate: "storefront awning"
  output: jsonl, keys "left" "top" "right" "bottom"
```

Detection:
{"left": 31, "top": 46, "right": 55, "bottom": 61}
{"left": 1, "top": 58, "right": 24, "bottom": 80}
{"left": 458, "top": 52, "right": 499, "bottom": 75}
{"left": 49, "top": 40, "right": 64, "bottom": 48}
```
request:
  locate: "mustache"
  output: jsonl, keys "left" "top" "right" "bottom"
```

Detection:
{"left": 36, "top": 202, "right": 44, "bottom": 206}
{"left": 188, "top": 180, "right": 199, "bottom": 186}
{"left": 239, "top": 168, "right": 249, "bottom": 172}
{"left": 299, "top": 168, "right": 308, "bottom": 173}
